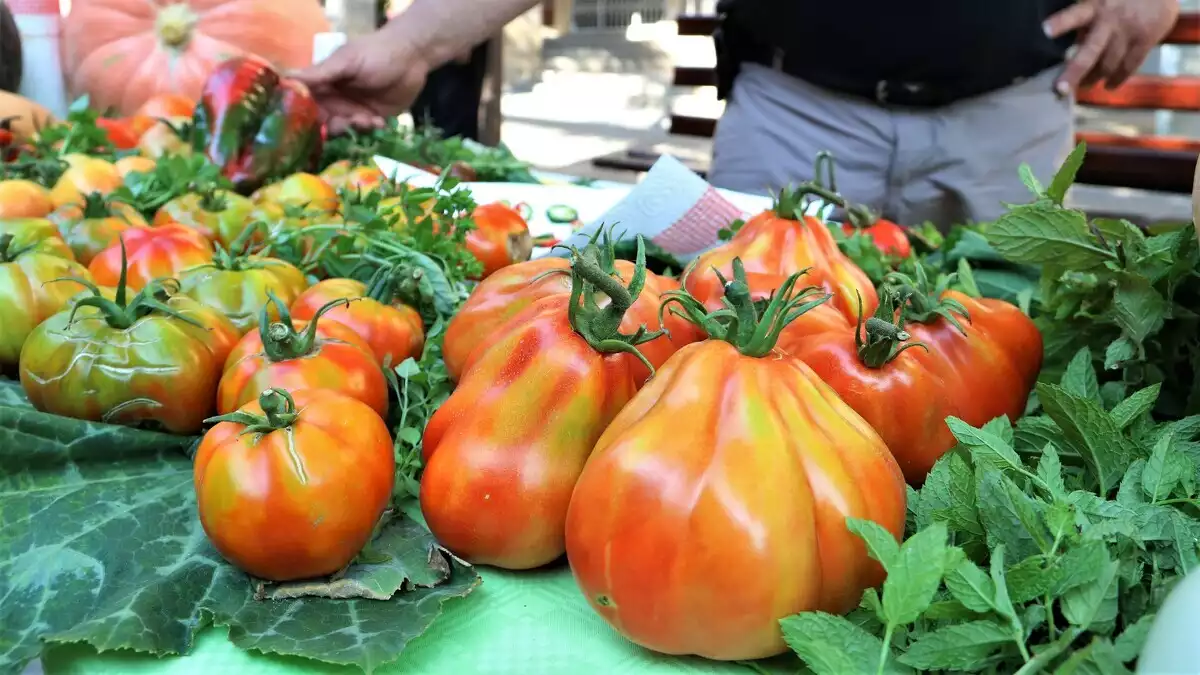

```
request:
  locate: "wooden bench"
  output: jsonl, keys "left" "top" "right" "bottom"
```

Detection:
{"left": 595, "top": 13, "right": 1200, "bottom": 195}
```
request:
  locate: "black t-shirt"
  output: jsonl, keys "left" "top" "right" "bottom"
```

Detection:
{"left": 720, "top": 0, "right": 1075, "bottom": 86}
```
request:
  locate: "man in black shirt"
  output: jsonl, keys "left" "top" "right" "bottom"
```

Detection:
{"left": 296, "top": 0, "right": 1178, "bottom": 225}
{"left": 706, "top": 0, "right": 1180, "bottom": 225}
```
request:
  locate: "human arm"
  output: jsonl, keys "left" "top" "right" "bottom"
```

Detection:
{"left": 293, "top": 0, "right": 542, "bottom": 133}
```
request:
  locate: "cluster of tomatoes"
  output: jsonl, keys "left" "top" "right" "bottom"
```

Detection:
{"left": 0, "top": 102, "right": 549, "bottom": 582}
{"left": 415, "top": 182, "right": 1044, "bottom": 661}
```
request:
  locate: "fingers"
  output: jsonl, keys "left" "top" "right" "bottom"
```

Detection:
{"left": 290, "top": 47, "right": 356, "bottom": 88}
{"left": 1044, "top": 1, "right": 1097, "bottom": 39}
{"left": 1057, "top": 19, "right": 1115, "bottom": 95}
{"left": 1107, "top": 39, "right": 1150, "bottom": 89}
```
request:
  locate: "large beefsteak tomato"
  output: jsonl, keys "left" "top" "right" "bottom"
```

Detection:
{"left": 195, "top": 388, "right": 394, "bottom": 581}
{"left": 19, "top": 246, "right": 238, "bottom": 434}
{"left": 49, "top": 155, "right": 123, "bottom": 208}
{"left": 421, "top": 239, "right": 666, "bottom": 570}
{"left": 443, "top": 234, "right": 701, "bottom": 382}
{"left": 0, "top": 179, "right": 54, "bottom": 218}
{"left": 290, "top": 275, "right": 425, "bottom": 368}
{"left": 217, "top": 295, "right": 388, "bottom": 417}
{"left": 565, "top": 260, "right": 906, "bottom": 660}
{"left": 887, "top": 268, "right": 1043, "bottom": 429}
{"left": 685, "top": 183, "right": 877, "bottom": 323}
{"left": 89, "top": 224, "right": 213, "bottom": 292}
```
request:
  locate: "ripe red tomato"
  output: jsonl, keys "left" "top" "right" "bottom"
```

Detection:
{"left": 88, "top": 224, "right": 213, "bottom": 292}
{"left": 842, "top": 218, "right": 912, "bottom": 258}
{"left": 95, "top": 118, "right": 141, "bottom": 150}
{"left": 290, "top": 278, "right": 425, "bottom": 368}
{"left": 421, "top": 243, "right": 667, "bottom": 569}
{"left": 444, "top": 254, "right": 700, "bottom": 382}
{"left": 686, "top": 186, "right": 877, "bottom": 323}
{"left": 129, "top": 93, "right": 196, "bottom": 137}
{"left": 217, "top": 298, "right": 388, "bottom": 417}
{"left": 467, "top": 202, "right": 534, "bottom": 279}
{"left": 565, "top": 262, "right": 906, "bottom": 660}
{"left": 195, "top": 388, "right": 395, "bottom": 581}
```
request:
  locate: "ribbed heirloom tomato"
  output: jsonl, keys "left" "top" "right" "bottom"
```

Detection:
{"left": 155, "top": 189, "right": 255, "bottom": 249}
{"left": 466, "top": 202, "right": 533, "bottom": 279}
{"left": 0, "top": 179, "right": 54, "bottom": 218}
{"left": 49, "top": 155, "right": 123, "bottom": 208}
{"left": 685, "top": 183, "right": 877, "bottom": 323}
{"left": 49, "top": 192, "right": 148, "bottom": 265}
{"left": 217, "top": 295, "right": 388, "bottom": 417}
{"left": 178, "top": 243, "right": 308, "bottom": 334}
{"left": 889, "top": 269, "right": 1043, "bottom": 428}
{"left": 19, "top": 245, "right": 238, "bottom": 434}
{"left": 780, "top": 290, "right": 959, "bottom": 484}
{"left": 290, "top": 276, "right": 425, "bottom": 368}
{"left": 195, "top": 388, "right": 395, "bottom": 582}
{"left": 442, "top": 233, "right": 701, "bottom": 382}
{"left": 565, "top": 260, "right": 906, "bottom": 661}
{"left": 0, "top": 224, "right": 91, "bottom": 368}
{"left": 320, "top": 160, "right": 387, "bottom": 193}
{"left": 89, "top": 224, "right": 213, "bottom": 292}
{"left": 421, "top": 239, "right": 668, "bottom": 570}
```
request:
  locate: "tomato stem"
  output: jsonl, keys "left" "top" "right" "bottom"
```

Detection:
{"left": 80, "top": 191, "right": 113, "bottom": 220}
{"left": 884, "top": 265, "right": 971, "bottom": 333}
{"left": 0, "top": 233, "right": 37, "bottom": 262}
{"left": 661, "top": 257, "right": 831, "bottom": 358}
{"left": 565, "top": 231, "right": 663, "bottom": 374}
{"left": 257, "top": 292, "right": 350, "bottom": 362}
{"left": 204, "top": 387, "right": 300, "bottom": 432}
{"left": 854, "top": 291, "right": 929, "bottom": 369}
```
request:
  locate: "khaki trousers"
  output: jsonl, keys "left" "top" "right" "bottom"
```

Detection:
{"left": 708, "top": 63, "right": 1075, "bottom": 227}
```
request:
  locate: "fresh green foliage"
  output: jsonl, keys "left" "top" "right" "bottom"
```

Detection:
{"left": 387, "top": 322, "right": 456, "bottom": 502}
{"left": 320, "top": 121, "right": 539, "bottom": 183}
{"left": 782, "top": 356, "right": 1200, "bottom": 673}
{"left": 0, "top": 394, "right": 480, "bottom": 675}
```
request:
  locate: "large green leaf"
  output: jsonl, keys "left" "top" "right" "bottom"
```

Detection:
{"left": 0, "top": 405, "right": 479, "bottom": 675}
{"left": 0, "top": 379, "right": 30, "bottom": 408}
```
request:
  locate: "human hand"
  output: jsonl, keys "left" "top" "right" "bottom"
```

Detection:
{"left": 290, "top": 30, "right": 430, "bottom": 135}
{"left": 1045, "top": 0, "right": 1179, "bottom": 94}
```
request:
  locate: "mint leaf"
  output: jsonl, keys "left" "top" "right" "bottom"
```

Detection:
{"left": 947, "top": 417, "right": 1028, "bottom": 478}
{"left": 1038, "top": 383, "right": 1136, "bottom": 493}
{"left": 1111, "top": 384, "right": 1162, "bottom": 429}
{"left": 1037, "top": 444, "right": 1067, "bottom": 498}
{"left": 1062, "top": 555, "right": 1120, "bottom": 630}
{"left": 1105, "top": 336, "right": 1137, "bottom": 370}
{"left": 781, "top": 613, "right": 911, "bottom": 675}
{"left": 943, "top": 558, "right": 997, "bottom": 614}
{"left": 1112, "top": 614, "right": 1155, "bottom": 662}
{"left": 896, "top": 620, "right": 1014, "bottom": 670}
{"left": 1143, "top": 431, "right": 1184, "bottom": 502}
{"left": 987, "top": 545, "right": 1019, "bottom": 625}
{"left": 847, "top": 518, "right": 901, "bottom": 570}
{"left": 881, "top": 522, "right": 950, "bottom": 626}
{"left": 988, "top": 204, "right": 1116, "bottom": 269}
{"left": 1047, "top": 142, "right": 1086, "bottom": 204}
{"left": 1019, "top": 163, "right": 1046, "bottom": 198}
{"left": 1061, "top": 348, "right": 1100, "bottom": 402}
{"left": 1112, "top": 274, "right": 1169, "bottom": 345}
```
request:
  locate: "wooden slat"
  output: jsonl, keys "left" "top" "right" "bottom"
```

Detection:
{"left": 670, "top": 114, "right": 718, "bottom": 138}
{"left": 1167, "top": 12, "right": 1200, "bottom": 44}
{"left": 1077, "top": 143, "right": 1198, "bottom": 194}
{"left": 676, "top": 15, "right": 719, "bottom": 36}
{"left": 1077, "top": 75, "right": 1200, "bottom": 110}
{"left": 1075, "top": 132, "right": 1200, "bottom": 154}
{"left": 673, "top": 66, "right": 718, "bottom": 87}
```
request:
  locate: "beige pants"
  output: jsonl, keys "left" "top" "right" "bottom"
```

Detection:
{"left": 708, "top": 63, "right": 1075, "bottom": 226}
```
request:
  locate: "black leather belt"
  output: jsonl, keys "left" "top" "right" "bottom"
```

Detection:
{"left": 740, "top": 45, "right": 1035, "bottom": 108}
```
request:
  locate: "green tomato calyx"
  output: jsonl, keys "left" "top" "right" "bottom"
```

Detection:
{"left": 204, "top": 388, "right": 300, "bottom": 434}
{"left": 884, "top": 265, "right": 970, "bottom": 333}
{"left": 662, "top": 257, "right": 830, "bottom": 358}
{"left": 855, "top": 289, "right": 929, "bottom": 369}
{"left": 257, "top": 292, "right": 351, "bottom": 362}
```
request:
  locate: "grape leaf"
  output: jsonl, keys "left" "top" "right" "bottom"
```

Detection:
{"left": 0, "top": 405, "right": 479, "bottom": 674}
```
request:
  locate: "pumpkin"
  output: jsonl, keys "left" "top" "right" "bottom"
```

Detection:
{"left": 62, "top": 0, "right": 331, "bottom": 115}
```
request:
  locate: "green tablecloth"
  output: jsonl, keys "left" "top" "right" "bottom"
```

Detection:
{"left": 39, "top": 566, "right": 794, "bottom": 675}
